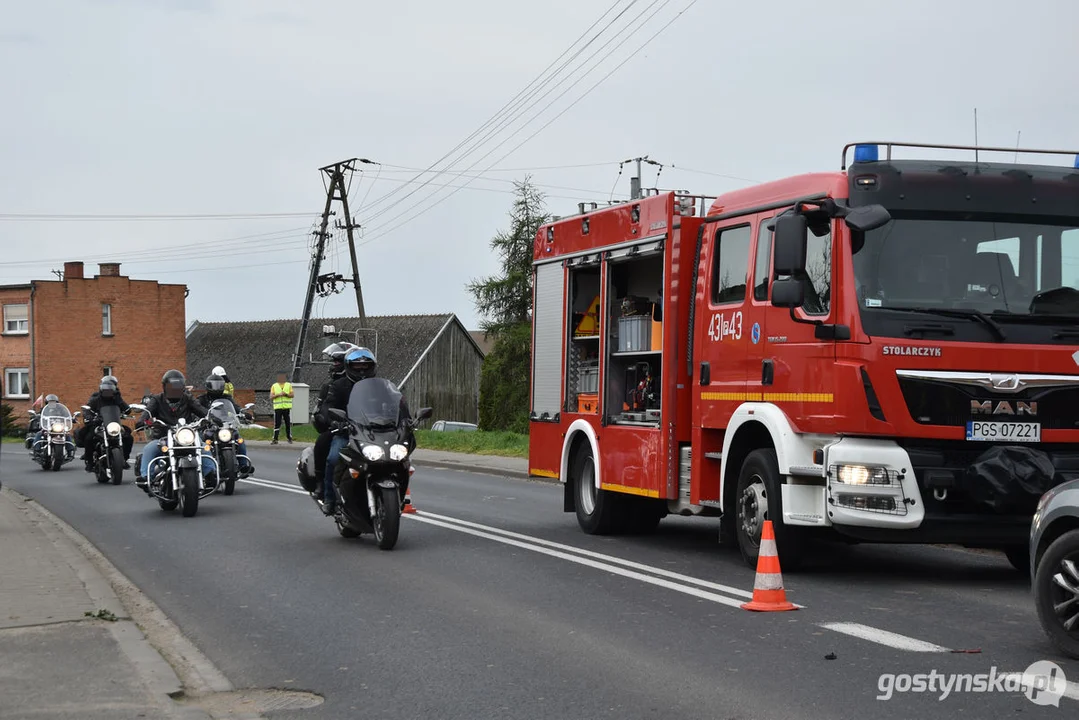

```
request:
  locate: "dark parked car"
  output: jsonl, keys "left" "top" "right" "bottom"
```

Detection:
{"left": 430, "top": 421, "right": 478, "bottom": 432}
{"left": 1030, "top": 478, "right": 1079, "bottom": 659}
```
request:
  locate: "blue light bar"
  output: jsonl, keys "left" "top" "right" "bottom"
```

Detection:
{"left": 854, "top": 144, "right": 879, "bottom": 163}
{"left": 1074, "top": 154, "right": 1079, "bottom": 169}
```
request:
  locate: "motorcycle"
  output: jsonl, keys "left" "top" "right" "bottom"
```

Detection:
{"left": 28, "top": 404, "right": 76, "bottom": 471}
{"left": 203, "top": 400, "right": 255, "bottom": 496}
{"left": 133, "top": 404, "right": 219, "bottom": 518}
{"left": 296, "top": 377, "right": 431, "bottom": 549}
{"left": 80, "top": 404, "right": 133, "bottom": 485}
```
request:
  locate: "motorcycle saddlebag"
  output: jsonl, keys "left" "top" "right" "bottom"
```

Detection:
{"left": 296, "top": 446, "right": 318, "bottom": 493}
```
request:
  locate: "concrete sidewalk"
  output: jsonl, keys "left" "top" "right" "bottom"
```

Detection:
{"left": 0, "top": 488, "right": 213, "bottom": 720}
{"left": 244, "top": 440, "right": 534, "bottom": 480}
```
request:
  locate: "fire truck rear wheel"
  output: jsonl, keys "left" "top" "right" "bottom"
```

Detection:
{"left": 573, "top": 444, "right": 618, "bottom": 535}
{"left": 735, "top": 448, "right": 805, "bottom": 571}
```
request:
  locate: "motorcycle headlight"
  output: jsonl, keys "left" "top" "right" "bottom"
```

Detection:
{"left": 362, "top": 444, "right": 385, "bottom": 462}
{"left": 217, "top": 428, "right": 233, "bottom": 443}
{"left": 389, "top": 444, "right": 409, "bottom": 461}
{"left": 51, "top": 422, "right": 65, "bottom": 433}
{"left": 106, "top": 422, "right": 122, "bottom": 437}
{"left": 175, "top": 428, "right": 197, "bottom": 447}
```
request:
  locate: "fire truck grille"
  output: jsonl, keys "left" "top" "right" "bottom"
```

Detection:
{"left": 896, "top": 376, "right": 1079, "bottom": 430}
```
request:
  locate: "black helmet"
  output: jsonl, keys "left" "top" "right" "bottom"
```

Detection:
{"left": 161, "top": 369, "right": 186, "bottom": 401}
{"left": 344, "top": 347, "right": 377, "bottom": 381}
{"left": 324, "top": 342, "right": 359, "bottom": 378}
{"left": 45, "top": 393, "right": 59, "bottom": 404}
{"left": 99, "top": 377, "right": 118, "bottom": 399}
{"left": 205, "top": 374, "right": 226, "bottom": 395}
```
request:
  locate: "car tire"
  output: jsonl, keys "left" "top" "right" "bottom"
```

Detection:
{"left": 1033, "top": 529, "right": 1079, "bottom": 660}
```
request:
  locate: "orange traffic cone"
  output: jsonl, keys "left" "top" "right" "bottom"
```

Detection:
{"left": 402, "top": 486, "right": 416, "bottom": 514}
{"left": 741, "top": 520, "right": 797, "bottom": 612}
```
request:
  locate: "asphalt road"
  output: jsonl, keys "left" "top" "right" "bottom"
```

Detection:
{"left": 3, "top": 444, "right": 1077, "bottom": 720}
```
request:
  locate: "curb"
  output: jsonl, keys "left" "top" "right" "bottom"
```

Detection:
{"left": 4, "top": 487, "right": 228, "bottom": 719}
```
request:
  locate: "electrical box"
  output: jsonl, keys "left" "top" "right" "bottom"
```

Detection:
{"left": 290, "top": 383, "right": 310, "bottom": 424}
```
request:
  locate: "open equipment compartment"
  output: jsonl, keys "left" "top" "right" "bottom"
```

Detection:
{"left": 565, "top": 255, "right": 602, "bottom": 414}
{"left": 603, "top": 240, "right": 664, "bottom": 427}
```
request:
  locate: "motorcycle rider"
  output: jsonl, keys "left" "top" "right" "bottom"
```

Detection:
{"left": 311, "top": 342, "right": 357, "bottom": 494}
{"left": 135, "top": 370, "right": 215, "bottom": 491}
{"left": 31, "top": 394, "right": 71, "bottom": 455}
{"left": 211, "top": 365, "right": 234, "bottom": 397}
{"left": 319, "top": 347, "right": 377, "bottom": 515}
{"left": 76, "top": 376, "right": 134, "bottom": 470}
{"left": 199, "top": 373, "right": 254, "bottom": 477}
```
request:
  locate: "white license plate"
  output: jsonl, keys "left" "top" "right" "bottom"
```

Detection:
{"left": 965, "top": 421, "right": 1041, "bottom": 442}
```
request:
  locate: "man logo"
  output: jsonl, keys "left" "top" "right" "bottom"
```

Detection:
{"left": 971, "top": 400, "right": 1037, "bottom": 416}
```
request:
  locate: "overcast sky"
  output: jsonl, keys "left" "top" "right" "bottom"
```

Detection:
{"left": 2, "top": 0, "right": 1077, "bottom": 332}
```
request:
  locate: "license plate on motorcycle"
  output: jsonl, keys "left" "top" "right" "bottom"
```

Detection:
{"left": 965, "top": 421, "right": 1040, "bottom": 442}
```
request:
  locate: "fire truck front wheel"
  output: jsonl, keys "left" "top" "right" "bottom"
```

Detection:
{"left": 735, "top": 449, "right": 805, "bottom": 571}
{"left": 572, "top": 445, "right": 618, "bottom": 535}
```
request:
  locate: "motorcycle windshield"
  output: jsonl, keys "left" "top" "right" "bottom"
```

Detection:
{"left": 98, "top": 405, "right": 122, "bottom": 424}
{"left": 208, "top": 400, "right": 240, "bottom": 426}
{"left": 41, "top": 404, "right": 72, "bottom": 421}
{"left": 41, "top": 403, "right": 72, "bottom": 431}
{"left": 346, "top": 378, "right": 406, "bottom": 429}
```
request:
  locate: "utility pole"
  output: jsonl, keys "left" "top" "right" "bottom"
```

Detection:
{"left": 290, "top": 157, "right": 376, "bottom": 383}
{"left": 623, "top": 155, "right": 663, "bottom": 199}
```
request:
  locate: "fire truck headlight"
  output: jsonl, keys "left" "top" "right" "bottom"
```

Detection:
{"left": 834, "top": 464, "right": 895, "bottom": 486}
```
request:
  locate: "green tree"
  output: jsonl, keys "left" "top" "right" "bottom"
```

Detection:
{"left": 467, "top": 178, "right": 550, "bottom": 432}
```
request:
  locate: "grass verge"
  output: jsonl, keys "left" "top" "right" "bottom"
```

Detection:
{"left": 242, "top": 424, "right": 528, "bottom": 458}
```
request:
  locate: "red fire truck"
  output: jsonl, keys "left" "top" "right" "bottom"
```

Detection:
{"left": 528, "top": 141, "right": 1079, "bottom": 570}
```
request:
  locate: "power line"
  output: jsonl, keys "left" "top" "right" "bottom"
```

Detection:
{"left": 0, "top": 212, "right": 314, "bottom": 221}
{"left": 2, "top": 225, "right": 314, "bottom": 267}
{"left": 379, "top": 161, "right": 620, "bottom": 173}
{"left": 360, "top": 0, "right": 673, "bottom": 235}
{"left": 357, "top": 0, "right": 632, "bottom": 217}
{"left": 359, "top": 0, "right": 696, "bottom": 246}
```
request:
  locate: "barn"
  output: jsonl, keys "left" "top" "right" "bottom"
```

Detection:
{"left": 185, "top": 314, "right": 484, "bottom": 425}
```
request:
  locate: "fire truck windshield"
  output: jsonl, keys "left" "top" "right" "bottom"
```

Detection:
{"left": 852, "top": 214, "right": 1079, "bottom": 343}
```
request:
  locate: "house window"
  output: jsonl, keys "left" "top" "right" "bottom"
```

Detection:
{"left": 102, "top": 303, "right": 112, "bottom": 335}
{"left": 3, "top": 304, "right": 28, "bottom": 334}
{"left": 4, "top": 368, "right": 30, "bottom": 398}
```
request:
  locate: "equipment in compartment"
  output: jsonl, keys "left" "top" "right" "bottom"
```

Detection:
{"left": 623, "top": 361, "right": 659, "bottom": 413}
{"left": 573, "top": 295, "right": 601, "bottom": 337}
{"left": 615, "top": 300, "right": 663, "bottom": 352}
{"left": 579, "top": 363, "right": 599, "bottom": 394}
{"left": 578, "top": 393, "right": 599, "bottom": 414}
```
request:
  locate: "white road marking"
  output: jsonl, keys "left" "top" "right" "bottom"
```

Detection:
{"left": 1000, "top": 672, "right": 1079, "bottom": 702}
{"left": 418, "top": 510, "right": 759, "bottom": 601}
{"left": 241, "top": 477, "right": 307, "bottom": 495}
{"left": 819, "top": 622, "right": 950, "bottom": 652}
{"left": 411, "top": 514, "right": 749, "bottom": 609}
{"left": 238, "top": 477, "right": 762, "bottom": 607}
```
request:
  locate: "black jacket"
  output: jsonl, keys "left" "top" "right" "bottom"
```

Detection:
{"left": 198, "top": 392, "right": 241, "bottom": 414}
{"left": 88, "top": 391, "right": 131, "bottom": 415}
{"left": 312, "top": 376, "right": 335, "bottom": 433}
{"left": 141, "top": 392, "right": 208, "bottom": 440}
{"left": 318, "top": 375, "right": 357, "bottom": 430}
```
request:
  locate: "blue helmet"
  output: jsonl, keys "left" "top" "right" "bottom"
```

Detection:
{"left": 344, "top": 347, "right": 377, "bottom": 381}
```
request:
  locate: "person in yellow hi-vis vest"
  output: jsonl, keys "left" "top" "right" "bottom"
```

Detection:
{"left": 270, "top": 371, "right": 294, "bottom": 444}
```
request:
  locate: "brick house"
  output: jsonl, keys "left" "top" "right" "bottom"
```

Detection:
{"left": 0, "top": 261, "right": 187, "bottom": 426}
{"left": 186, "top": 314, "right": 484, "bottom": 425}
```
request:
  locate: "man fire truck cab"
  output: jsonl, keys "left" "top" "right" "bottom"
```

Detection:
{"left": 528, "top": 141, "right": 1079, "bottom": 571}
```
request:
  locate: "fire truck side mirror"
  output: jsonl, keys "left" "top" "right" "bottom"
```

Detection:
{"left": 773, "top": 214, "right": 808, "bottom": 275}
{"left": 771, "top": 277, "right": 805, "bottom": 308}
{"left": 842, "top": 203, "right": 891, "bottom": 233}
